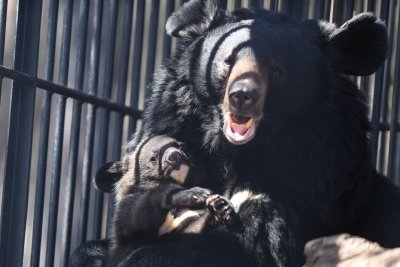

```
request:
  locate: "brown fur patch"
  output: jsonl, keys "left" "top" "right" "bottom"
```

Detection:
{"left": 223, "top": 59, "right": 267, "bottom": 117}
{"left": 114, "top": 153, "right": 137, "bottom": 202}
{"left": 158, "top": 210, "right": 203, "bottom": 236}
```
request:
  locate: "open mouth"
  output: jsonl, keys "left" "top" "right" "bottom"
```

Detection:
{"left": 223, "top": 112, "right": 256, "bottom": 144}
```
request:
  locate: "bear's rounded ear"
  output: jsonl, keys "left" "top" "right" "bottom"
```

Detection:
{"left": 166, "top": 0, "right": 220, "bottom": 38}
{"left": 94, "top": 161, "right": 126, "bottom": 193}
{"left": 327, "top": 12, "right": 388, "bottom": 76}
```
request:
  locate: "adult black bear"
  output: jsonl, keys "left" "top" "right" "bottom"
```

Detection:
{"left": 69, "top": 1, "right": 400, "bottom": 266}
{"left": 101, "top": 135, "right": 244, "bottom": 267}
{"left": 125, "top": 0, "right": 400, "bottom": 264}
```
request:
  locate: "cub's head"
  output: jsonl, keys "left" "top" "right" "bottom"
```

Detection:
{"left": 167, "top": 0, "right": 387, "bottom": 145}
{"left": 94, "top": 135, "right": 195, "bottom": 201}
{"left": 135, "top": 135, "right": 190, "bottom": 183}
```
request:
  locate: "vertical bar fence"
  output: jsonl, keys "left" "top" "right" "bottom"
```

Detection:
{"left": 0, "top": 1, "right": 398, "bottom": 266}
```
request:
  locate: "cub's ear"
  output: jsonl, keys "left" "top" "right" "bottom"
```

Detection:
{"left": 327, "top": 12, "right": 388, "bottom": 76}
{"left": 94, "top": 161, "right": 126, "bottom": 193}
{"left": 166, "top": 0, "right": 220, "bottom": 38}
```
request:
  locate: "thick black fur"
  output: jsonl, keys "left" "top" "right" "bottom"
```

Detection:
{"left": 108, "top": 182, "right": 211, "bottom": 267}
{"left": 68, "top": 240, "right": 109, "bottom": 267}
{"left": 70, "top": 1, "right": 400, "bottom": 266}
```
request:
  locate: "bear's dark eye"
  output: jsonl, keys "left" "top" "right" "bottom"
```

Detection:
{"left": 150, "top": 154, "right": 157, "bottom": 164}
{"left": 177, "top": 142, "right": 186, "bottom": 150}
{"left": 224, "top": 54, "right": 236, "bottom": 66}
{"left": 271, "top": 66, "right": 283, "bottom": 76}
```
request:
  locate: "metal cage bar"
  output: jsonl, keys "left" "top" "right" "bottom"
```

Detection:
{"left": 144, "top": 0, "right": 160, "bottom": 102}
{"left": 388, "top": 4, "right": 400, "bottom": 184}
{"left": 30, "top": 0, "right": 60, "bottom": 266}
{"left": 128, "top": 0, "right": 145, "bottom": 136}
{"left": 162, "top": 0, "right": 175, "bottom": 60}
{"left": 77, "top": 0, "right": 104, "bottom": 246}
{"left": 0, "top": 0, "right": 6, "bottom": 107}
{"left": 45, "top": 0, "right": 74, "bottom": 265}
{"left": 370, "top": 0, "right": 390, "bottom": 168}
{"left": 59, "top": 0, "right": 90, "bottom": 265}
{"left": 378, "top": 0, "right": 397, "bottom": 173}
{"left": 0, "top": 66, "right": 141, "bottom": 116}
{"left": 0, "top": 0, "right": 7, "bottom": 64}
{"left": 0, "top": 1, "right": 43, "bottom": 266}
{"left": 106, "top": 0, "right": 135, "bottom": 231}
{"left": 234, "top": 0, "right": 241, "bottom": 10}
{"left": 92, "top": 0, "right": 119, "bottom": 240}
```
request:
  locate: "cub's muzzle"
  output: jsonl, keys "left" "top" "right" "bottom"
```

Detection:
{"left": 163, "top": 147, "right": 189, "bottom": 184}
{"left": 166, "top": 150, "right": 184, "bottom": 170}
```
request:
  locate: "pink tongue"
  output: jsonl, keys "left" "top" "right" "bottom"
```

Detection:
{"left": 231, "top": 124, "right": 248, "bottom": 136}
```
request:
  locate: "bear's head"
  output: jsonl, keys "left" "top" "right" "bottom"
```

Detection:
{"left": 167, "top": 0, "right": 387, "bottom": 146}
{"left": 94, "top": 135, "right": 202, "bottom": 201}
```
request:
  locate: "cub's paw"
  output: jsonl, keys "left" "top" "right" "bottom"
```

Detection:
{"left": 171, "top": 187, "right": 211, "bottom": 208}
{"left": 207, "top": 195, "right": 239, "bottom": 226}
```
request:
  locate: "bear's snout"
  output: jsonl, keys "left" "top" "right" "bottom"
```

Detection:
{"left": 222, "top": 58, "right": 266, "bottom": 145}
{"left": 229, "top": 81, "right": 260, "bottom": 113}
{"left": 163, "top": 148, "right": 187, "bottom": 171}
{"left": 166, "top": 150, "right": 184, "bottom": 168}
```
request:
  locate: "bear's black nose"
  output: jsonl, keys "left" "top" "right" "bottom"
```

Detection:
{"left": 167, "top": 151, "right": 183, "bottom": 167}
{"left": 229, "top": 82, "right": 259, "bottom": 112}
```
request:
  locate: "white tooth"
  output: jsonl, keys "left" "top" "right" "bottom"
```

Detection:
{"left": 245, "top": 118, "right": 254, "bottom": 129}
{"left": 227, "top": 113, "right": 233, "bottom": 126}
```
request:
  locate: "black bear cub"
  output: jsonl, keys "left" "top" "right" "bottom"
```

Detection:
{"left": 97, "top": 135, "right": 239, "bottom": 267}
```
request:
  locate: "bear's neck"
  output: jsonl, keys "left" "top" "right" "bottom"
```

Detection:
{"left": 225, "top": 77, "right": 374, "bottom": 226}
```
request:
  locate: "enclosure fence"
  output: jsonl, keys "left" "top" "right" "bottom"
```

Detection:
{"left": 0, "top": 0, "right": 399, "bottom": 267}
